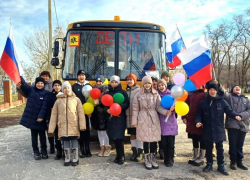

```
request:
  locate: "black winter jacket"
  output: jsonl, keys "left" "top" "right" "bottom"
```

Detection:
{"left": 195, "top": 93, "right": 240, "bottom": 143}
{"left": 19, "top": 77, "right": 49, "bottom": 130}
{"left": 104, "top": 84, "right": 130, "bottom": 139}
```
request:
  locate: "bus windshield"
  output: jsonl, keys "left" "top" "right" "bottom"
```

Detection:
{"left": 63, "top": 30, "right": 166, "bottom": 80}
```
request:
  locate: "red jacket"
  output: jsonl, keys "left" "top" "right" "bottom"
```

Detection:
{"left": 182, "top": 89, "right": 205, "bottom": 135}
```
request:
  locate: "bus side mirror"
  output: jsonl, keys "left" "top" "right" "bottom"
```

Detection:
{"left": 53, "top": 41, "right": 59, "bottom": 57}
{"left": 51, "top": 57, "right": 59, "bottom": 66}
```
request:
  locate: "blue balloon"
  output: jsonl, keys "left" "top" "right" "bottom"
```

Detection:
{"left": 183, "top": 79, "right": 197, "bottom": 92}
{"left": 161, "top": 95, "right": 175, "bottom": 109}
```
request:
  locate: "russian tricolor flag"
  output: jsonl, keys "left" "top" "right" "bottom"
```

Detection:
{"left": 167, "top": 28, "right": 186, "bottom": 69}
{"left": 177, "top": 34, "right": 212, "bottom": 87}
{"left": 0, "top": 26, "right": 23, "bottom": 84}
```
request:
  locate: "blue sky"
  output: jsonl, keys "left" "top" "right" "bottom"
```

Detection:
{"left": 0, "top": 0, "right": 247, "bottom": 64}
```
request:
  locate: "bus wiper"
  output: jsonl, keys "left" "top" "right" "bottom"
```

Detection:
{"left": 129, "top": 45, "right": 143, "bottom": 75}
{"left": 86, "top": 57, "right": 106, "bottom": 78}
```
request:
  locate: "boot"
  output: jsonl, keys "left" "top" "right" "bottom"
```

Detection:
{"left": 48, "top": 137, "right": 55, "bottom": 154}
{"left": 137, "top": 148, "right": 144, "bottom": 161}
{"left": 54, "top": 151, "right": 62, "bottom": 160}
{"left": 130, "top": 147, "right": 138, "bottom": 162}
{"left": 85, "top": 142, "right": 92, "bottom": 157}
{"left": 98, "top": 145, "right": 105, "bottom": 157}
{"left": 165, "top": 148, "right": 174, "bottom": 167}
{"left": 150, "top": 153, "right": 159, "bottom": 169}
{"left": 103, "top": 145, "right": 111, "bottom": 157}
{"left": 212, "top": 146, "right": 216, "bottom": 157}
{"left": 159, "top": 149, "right": 164, "bottom": 160}
{"left": 193, "top": 149, "right": 205, "bottom": 166}
{"left": 79, "top": 141, "right": 86, "bottom": 158}
{"left": 230, "top": 160, "right": 237, "bottom": 170}
{"left": 188, "top": 148, "right": 198, "bottom": 164}
{"left": 41, "top": 148, "right": 48, "bottom": 159}
{"left": 217, "top": 164, "right": 229, "bottom": 176}
{"left": 117, "top": 145, "right": 125, "bottom": 165}
{"left": 237, "top": 161, "right": 248, "bottom": 170}
{"left": 144, "top": 154, "right": 152, "bottom": 170}
{"left": 33, "top": 149, "right": 41, "bottom": 160}
{"left": 71, "top": 148, "right": 79, "bottom": 166}
{"left": 64, "top": 148, "right": 71, "bottom": 166}
{"left": 203, "top": 162, "right": 213, "bottom": 172}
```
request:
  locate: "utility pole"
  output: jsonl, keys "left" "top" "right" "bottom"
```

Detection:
{"left": 48, "top": 0, "right": 53, "bottom": 76}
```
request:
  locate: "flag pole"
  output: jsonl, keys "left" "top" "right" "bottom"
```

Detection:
{"left": 176, "top": 24, "right": 186, "bottom": 47}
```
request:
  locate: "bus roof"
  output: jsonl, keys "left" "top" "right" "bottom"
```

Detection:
{"left": 67, "top": 20, "right": 165, "bottom": 32}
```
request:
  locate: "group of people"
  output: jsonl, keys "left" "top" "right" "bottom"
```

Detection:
{"left": 16, "top": 70, "right": 250, "bottom": 176}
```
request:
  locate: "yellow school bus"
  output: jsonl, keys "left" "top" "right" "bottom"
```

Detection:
{"left": 52, "top": 16, "right": 167, "bottom": 88}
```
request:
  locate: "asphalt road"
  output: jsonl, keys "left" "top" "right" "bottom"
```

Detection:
{"left": 1, "top": 119, "right": 250, "bottom": 180}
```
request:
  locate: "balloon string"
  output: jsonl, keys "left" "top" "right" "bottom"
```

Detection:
{"left": 89, "top": 118, "right": 91, "bottom": 129}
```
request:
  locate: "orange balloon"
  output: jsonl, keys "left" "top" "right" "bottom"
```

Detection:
{"left": 176, "top": 90, "right": 188, "bottom": 101}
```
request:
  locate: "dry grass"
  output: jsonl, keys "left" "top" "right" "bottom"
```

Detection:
{"left": 0, "top": 94, "right": 19, "bottom": 104}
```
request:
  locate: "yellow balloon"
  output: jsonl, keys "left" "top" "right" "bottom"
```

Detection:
{"left": 175, "top": 101, "right": 189, "bottom": 116}
{"left": 103, "top": 78, "right": 109, "bottom": 85}
{"left": 82, "top": 102, "right": 94, "bottom": 115}
{"left": 87, "top": 97, "right": 96, "bottom": 106}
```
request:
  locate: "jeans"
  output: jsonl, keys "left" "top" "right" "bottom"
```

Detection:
{"left": 205, "top": 141, "right": 224, "bottom": 165}
{"left": 31, "top": 129, "right": 47, "bottom": 151}
{"left": 227, "top": 128, "right": 246, "bottom": 162}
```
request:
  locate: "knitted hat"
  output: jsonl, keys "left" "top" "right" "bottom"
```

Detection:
{"left": 96, "top": 75, "right": 105, "bottom": 83}
{"left": 40, "top": 71, "right": 51, "bottom": 78}
{"left": 151, "top": 76, "right": 158, "bottom": 81}
{"left": 126, "top": 73, "right": 137, "bottom": 84}
{"left": 231, "top": 85, "right": 241, "bottom": 93}
{"left": 207, "top": 83, "right": 218, "bottom": 92}
{"left": 77, "top": 70, "right": 85, "bottom": 76}
{"left": 62, "top": 81, "right": 72, "bottom": 90}
{"left": 52, "top": 80, "right": 62, "bottom": 86}
{"left": 110, "top": 75, "right": 120, "bottom": 84}
{"left": 161, "top": 71, "right": 171, "bottom": 79}
{"left": 35, "top": 77, "right": 45, "bottom": 85}
{"left": 157, "top": 79, "right": 167, "bottom": 88}
{"left": 142, "top": 76, "right": 152, "bottom": 85}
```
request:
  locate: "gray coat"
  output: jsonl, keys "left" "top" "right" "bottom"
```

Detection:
{"left": 219, "top": 85, "right": 250, "bottom": 133}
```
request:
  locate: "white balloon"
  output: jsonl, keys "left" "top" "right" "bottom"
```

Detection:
{"left": 82, "top": 85, "right": 92, "bottom": 99}
{"left": 171, "top": 85, "right": 184, "bottom": 99}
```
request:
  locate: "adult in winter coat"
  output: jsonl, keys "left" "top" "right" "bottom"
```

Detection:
{"left": 218, "top": 83, "right": 250, "bottom": 170}
{"left": 46, "top": 80, "right": 63, "bottom": 160}
{"left": 104, "top": 75, "right": 129, "bottom": 165}
{"left": 161, "top": 71, "right": 174, "bottom": 90}
{"left": 125, "top": 73, "right": 142, "bottom": 162}
{"left": 48, "top": 81, "right": 86, "bottom": 166}
{"left": 72, "top": 70, "right": 92, "bottom": 158}
{"left": 157, "top": 79, "right": 177, "bottom": 167}
{"left": 132, "top": 76, "right": 168, "bottom": 170}
{"left": 91, "top": 75, "right": 111, "bottom": 157}
{"left": 17, "top": 77, "right": 50, "bottom": 160}
{"left": 182, "top": 86, "right": 206, "bottom": 166}
{"left": 195, "top": 83, "right": 242, "bottom": 176}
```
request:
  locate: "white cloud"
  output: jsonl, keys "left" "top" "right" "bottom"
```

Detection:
{"left": 0, "top": 0, "right": 248, "bottom": 66}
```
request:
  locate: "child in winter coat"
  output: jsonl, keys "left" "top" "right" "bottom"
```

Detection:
{"left": 182, "top": 86, "right": 206, "bottom": 166}
{"left": 72, "top": 70, "right": 92, "bottom": 158}
{"left": 157, "top": 79, "right": 177, "bottom": 167}
{"left": 125, "top": 73, "right": 143, "bottom": 162}
{"left": 92, "top": 75, "right": 111, "bottom": 157}
{"left": 104, "top": 75, "right": 130, "bottom": 165}
{"left": 48, "top": 81, "right": 86, "bottom": 166}
{"left": 17, "top": 77, "right": 50, "bottom": 160}
{"left": 132, "top": 76, "right": 169, "bottom": 170}
{"left": 195, "top": 83, "right": 241, "bottom": 176}
{"left": 46, "top": 80, "right": 63, "bottom": 160}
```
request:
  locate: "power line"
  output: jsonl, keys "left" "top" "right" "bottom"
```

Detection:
{"left": 53, "top": 0, "right": 59, "bottom": 27}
